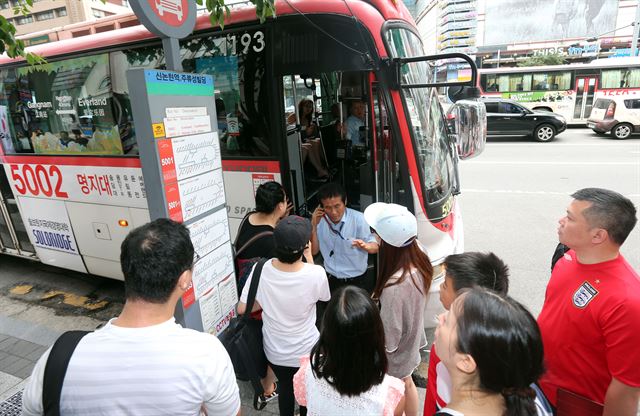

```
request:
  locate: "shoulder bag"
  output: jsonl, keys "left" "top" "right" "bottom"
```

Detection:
{"left": 42, "top": 330, "right": 90, "bottom": 416}
{"left": 219, "top": 258, "right": 268, "bottom": 408}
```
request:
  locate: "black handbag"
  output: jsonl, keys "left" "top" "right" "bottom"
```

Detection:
{"left": 220, "top": 258, "right": 268, "bottom": 404}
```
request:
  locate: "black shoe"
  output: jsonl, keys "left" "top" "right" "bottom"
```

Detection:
{"left": 253, "top": 382, "right": 279, "bottom": 410}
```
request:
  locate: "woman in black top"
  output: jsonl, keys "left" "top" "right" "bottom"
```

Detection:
{"left": 235, "top": 181, "right": 290, "bottom": 260}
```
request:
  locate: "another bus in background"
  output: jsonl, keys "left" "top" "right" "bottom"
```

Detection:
{"left": 479, "top": 57, "right": 640, "bottom": 124}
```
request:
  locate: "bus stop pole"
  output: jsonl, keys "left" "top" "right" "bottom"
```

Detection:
{"left": 163, "top": 37, "right": 183, "bottom": 72}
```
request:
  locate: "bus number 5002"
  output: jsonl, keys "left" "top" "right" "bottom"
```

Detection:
{"left": 10, "top": 164, "right": 69, "bottom": 198}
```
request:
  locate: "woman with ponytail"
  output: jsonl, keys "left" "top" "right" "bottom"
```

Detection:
{"left": 434, "top": 288, "right": 544, "bottom": 416}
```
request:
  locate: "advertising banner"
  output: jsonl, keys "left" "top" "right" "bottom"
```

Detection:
{"left": 484, "top": 0, "right": 618, "bottom": 45}
{"left": 17, "top": 196, "right": 87, "bottom": 273}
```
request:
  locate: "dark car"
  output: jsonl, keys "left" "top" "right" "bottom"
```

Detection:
{"left": 483, "top": 98, "right": 567, "bottom": 142}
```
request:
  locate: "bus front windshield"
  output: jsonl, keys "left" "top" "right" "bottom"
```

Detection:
{"left": 385, "top": 28, "right": 453, "bottom": 213}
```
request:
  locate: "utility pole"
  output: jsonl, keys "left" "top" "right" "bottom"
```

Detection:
{"left": 631, "top": 0, "right": 640, "bottom": 57}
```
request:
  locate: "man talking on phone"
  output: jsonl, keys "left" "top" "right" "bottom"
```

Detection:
{"left": 311, "top": 182, "right": 379, "bottom": 294}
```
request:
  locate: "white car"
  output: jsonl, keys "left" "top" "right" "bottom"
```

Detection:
{"left": 588, "top": 97, "right": 640, "bottom": 140}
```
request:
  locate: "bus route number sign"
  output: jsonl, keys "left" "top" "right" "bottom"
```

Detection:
{"left": 10, "top": 164, "right": 69, "bottom": 198}
{"left": 164, "top": 183, "right": 182, "bottom": 222}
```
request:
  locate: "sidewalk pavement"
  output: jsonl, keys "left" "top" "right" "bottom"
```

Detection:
{"left": 0, "top": 318, "right": 427, "bottom": 416}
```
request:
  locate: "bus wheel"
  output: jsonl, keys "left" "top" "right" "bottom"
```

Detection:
{"left": 534, "top": 124, "right": 556, "bottom": 142}
{"left": 611, "top": 123, "right": 632, "bottom": 140}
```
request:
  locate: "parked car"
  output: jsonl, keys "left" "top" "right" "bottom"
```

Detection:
{"left": 588, "top": 97, "right": 639, "bottom": 140}
{"left": 482, "top": 98, "right": 567, "bottom": 142}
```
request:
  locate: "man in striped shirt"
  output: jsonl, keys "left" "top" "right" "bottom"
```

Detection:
{"left": 22, "top": 218, "right": 241, "bottom": 416}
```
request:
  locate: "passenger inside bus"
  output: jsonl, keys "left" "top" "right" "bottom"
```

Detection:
{"left": 287, "top": 99, "right": 329, "bottom": 180}
{"left": 345, "top": 100, "right": 366, "bottom": 146}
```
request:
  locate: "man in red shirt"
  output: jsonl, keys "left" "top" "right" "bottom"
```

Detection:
{"left": 538, "top": 188, "right": 640, "bottom": 415}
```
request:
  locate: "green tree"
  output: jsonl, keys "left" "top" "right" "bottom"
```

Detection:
{"left": 518, "top": 53, "right": 567, "bottom": 67}
{"left": 0, "top": 0, "right": 275, "bottom": 63}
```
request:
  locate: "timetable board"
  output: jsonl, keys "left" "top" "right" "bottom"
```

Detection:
{"left": 127, "top": 68, "right": 237, "bottom": 335}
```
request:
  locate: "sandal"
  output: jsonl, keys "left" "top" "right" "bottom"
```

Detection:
{"left": 253, "top": 382, "right": 279, "bottom": 410}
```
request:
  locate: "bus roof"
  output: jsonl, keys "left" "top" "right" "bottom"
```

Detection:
{"left": 0, "top": 0, "right": 413, "bottom": 65}
{"left": 479, "top": 57, "right": 640, "bottom": 74}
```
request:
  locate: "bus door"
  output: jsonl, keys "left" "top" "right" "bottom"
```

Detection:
{"left": 282, "top": 74, "right": 307, "bottom": 211}
{"left": 372, "top": 84, "right": 394, "bottom": 204}
{"left": 282, "top": 74, "right": 328, "bottom": 210}
{"left": 0, "top": 168, "right": 35, "bottom": 257}
{"left": 573, "top": 76, "right": 597, "bottom": 120}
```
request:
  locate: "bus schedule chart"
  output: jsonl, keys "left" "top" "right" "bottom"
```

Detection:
{"left": 127, "top": 68, "right": 237, "bottom": 335}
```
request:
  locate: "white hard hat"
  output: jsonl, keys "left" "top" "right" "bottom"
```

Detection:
{"left": 364, "top": 202, "right": 417, "bottom": 248}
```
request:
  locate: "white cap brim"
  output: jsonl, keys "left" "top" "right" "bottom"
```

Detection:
{"left": 363, "top": 202, "right": 389, "bottom": 229}
{"left": 364, "top": 202, "right": 417, "bottom": 247}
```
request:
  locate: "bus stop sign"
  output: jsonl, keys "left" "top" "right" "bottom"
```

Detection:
{"left": 129, "top": 0, "right": 196, "bottom": 39}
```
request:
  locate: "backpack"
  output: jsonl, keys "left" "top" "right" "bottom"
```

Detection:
{"left": 233, "top": 212, "right": 273, "bottom": 295}
{"left": 551, "top": 242, "right": 569, "bottom": 271}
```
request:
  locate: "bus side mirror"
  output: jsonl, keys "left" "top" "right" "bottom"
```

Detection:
{"left": 447, "top": 86, "right": 481, "bottom": 103}
{"left": 446, "top": 100, "right": 486, "bottom": 160}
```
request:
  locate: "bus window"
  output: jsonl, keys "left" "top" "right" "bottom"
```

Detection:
{"left": 385, "top": 27, "right": 453, "bottom": 210}
{"left": 182, "top": 30, "right": 272, "bottom": 157}
{"left": 533, "top": 71, "right": 571, "bottom": 91}
{"left": 481, "top": 74, "right": 499, "bottom": 92}
{"left": 496, "top": 75, "right": 509, "bottom": 92}
{"left": 283, "top": 75, "right": 324, "bottom": 127}
{"left": 602, "top": 68, "right": 640, "bottom": 88}
{"left": 109, "top": 29, "right": 273, "bottom": 158}
{"left": 1, "top": 54, "right": 126, "bottom": 155}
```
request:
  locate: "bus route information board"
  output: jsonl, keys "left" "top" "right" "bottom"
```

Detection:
{"left": 126, "top": 68, "right": 237, "bottom": 335}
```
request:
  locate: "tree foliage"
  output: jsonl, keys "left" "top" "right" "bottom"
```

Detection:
{"left": 0, "top": 0, "right": 275, "bottom": 62}
{"left": 0, "top": 0, "right": 45, "bottom": 64}
{"left": 517, "top": 53, "right": 567, "bottom": 67}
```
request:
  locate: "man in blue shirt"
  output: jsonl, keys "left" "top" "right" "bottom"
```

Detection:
{"left": 311, "top": 182, "right": 379, "bottom": 294}
{"left": 345, "top": 100, "right": 366, "bottom": 146}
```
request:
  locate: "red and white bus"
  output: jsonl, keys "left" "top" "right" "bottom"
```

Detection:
{"left": 0, "top": 0, "right": 484, "bottom": 320}
{"left": 478, "top": 57, "right": 640, "bottom": 124}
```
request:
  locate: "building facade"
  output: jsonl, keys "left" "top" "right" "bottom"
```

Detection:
{"left": 415, "top": 0, "right": 638, "bottom": 68}
{"left": 0, "top": 0, "right": 130, "bottom": 39}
